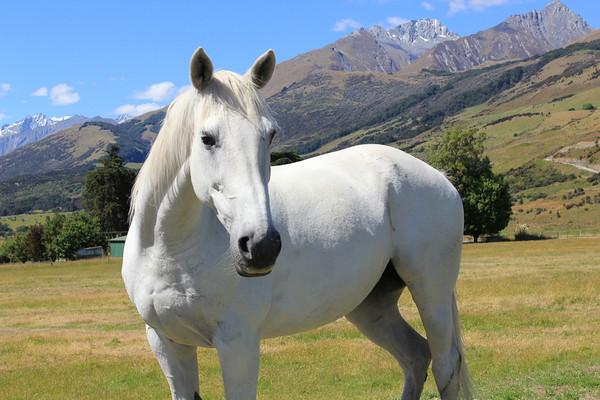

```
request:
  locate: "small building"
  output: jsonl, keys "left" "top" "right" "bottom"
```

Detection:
{"left": 109, "top": 236, "right": 127, "bottom": 257}
{"left": 76, "top": 246, "right": 104, "bottom": 259}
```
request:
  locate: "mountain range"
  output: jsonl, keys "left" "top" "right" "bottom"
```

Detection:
{"left": 0, "top": 114, "right": 116, "bottom": 157}
{"left": 0, "top": 0, "right": 598, "bottom": 234}
{"left": 417, "top": 0, "right": 591, "bottom": 72}
{"left": 265, "top": 18, "right": 459, "bottom": 96}
{"left": 265, "top": 0, "right": 591, "bottom": 96}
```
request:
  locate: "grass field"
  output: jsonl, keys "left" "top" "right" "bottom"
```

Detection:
{"left": 0, "top": 212, "right": 69, "bottom": 231}
{"left": 1, "top": 238, "right": 599, "bottom": 399}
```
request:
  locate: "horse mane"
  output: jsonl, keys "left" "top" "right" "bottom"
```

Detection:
{"left": 130, "top": 70, "right": 274, "bottom": 217}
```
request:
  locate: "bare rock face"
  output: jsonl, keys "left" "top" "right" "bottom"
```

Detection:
{"left": 425, "top": 0, "right": 591, "bottom": 72}
{"left": 369, "top": 19, "right": 460, "bottom": 58}
{"left": 327, "top": 19, "right": 460, "bottom": 73}
{"left": 264, "top": 19, "right": 459, "bottom": 96}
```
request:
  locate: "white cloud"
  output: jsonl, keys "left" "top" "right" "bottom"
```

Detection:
{"left": 333, "top": 18, "right": 361, "bottom": 32}
{"left": 0, "top": 83, "right": 10, "bottom": 97}
{"left": 50, "top": 83, "right": 80, "bottom": 105}
{"left": 32, "top": 87, "right": 48, "bottom": 97}
{"left": 0, "top": 112, "right": 6, "bottom": 121}
{"left": 469, "top": 0, "right": 508, "bottom": 10}
{"left": 387, "top": 16, "right": 409, "bottom": 27}
{"left": 421, "top": 1, "right": 435, "bottom": 11}
{"left": 134, "top": 81, "right": 176, "bottom": 102}
{"left": 448, "top": 0, "right": 508, "bottom": 15}
{"left": 114, "top": 103, "right": 161, "bottom": 117}
{"left": 449, "top": 0, "right": 466, "bottom": 14}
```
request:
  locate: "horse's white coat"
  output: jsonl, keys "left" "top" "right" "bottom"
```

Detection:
{"left": 122, "top": 49, "right": 473, "bottom": 400}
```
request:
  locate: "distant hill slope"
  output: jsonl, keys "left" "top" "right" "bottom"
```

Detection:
{"left": 416, "top": 0, "right": 591, "bottom": 73}
{"left": 0, "top": 109, "right": 164, "bottom": 215}
{"left": 0, "top": 110, "right": 163, "bottom": 181}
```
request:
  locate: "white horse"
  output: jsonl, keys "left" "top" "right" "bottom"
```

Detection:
{"left": 122, "top": 48, "right": 474, "bottom": 400}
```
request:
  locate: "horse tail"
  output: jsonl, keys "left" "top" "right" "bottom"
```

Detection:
{"left": 452, "top": 291, "right": 475, "bottom": 400}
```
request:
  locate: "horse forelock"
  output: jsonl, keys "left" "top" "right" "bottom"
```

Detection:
{"left": 129, "top": 70, "right": 274, "bottom": 219}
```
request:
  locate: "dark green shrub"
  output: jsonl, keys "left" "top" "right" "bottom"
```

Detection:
{"left": 582, "top": 103, "right": 596, "bottom": 111}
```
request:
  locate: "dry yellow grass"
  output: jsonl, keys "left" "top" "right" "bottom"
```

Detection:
{"left": 0, "top": 238, "right": 599, "bottom": 399}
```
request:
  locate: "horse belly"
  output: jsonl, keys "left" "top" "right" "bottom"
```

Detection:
{"left": 263, "top": 180, "right": 391, "bottom": 337}
{"left": 263, "top": 235, "right": 390, "bottom": 337}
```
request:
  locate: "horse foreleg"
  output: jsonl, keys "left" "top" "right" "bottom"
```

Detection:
{"left": 146, "top": 325, "right": 201, "bottom": 400}
{"left": 215, "top": 327, "right": 261, "bottom": 400}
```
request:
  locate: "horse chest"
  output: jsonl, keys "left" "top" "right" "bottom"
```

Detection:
{"left": 127, "top": 258, "right": 235, "bottom": 347}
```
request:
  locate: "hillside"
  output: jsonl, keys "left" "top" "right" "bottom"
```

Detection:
{"left": 435, "top": 45, "right": 600, "bottom": 235}
{"left": 0, "top": 110, "right": 164, "bottom": 215}
{"left": 0, "top": 110, "right": 163, "bottom": 180}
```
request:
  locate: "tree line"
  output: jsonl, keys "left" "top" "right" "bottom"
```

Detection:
{"left": 0, "top": 145, "right": 134, "bottom": 263}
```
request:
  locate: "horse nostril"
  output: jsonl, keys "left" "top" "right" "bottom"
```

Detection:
{"left": 238, "top": 236, "right": 250, "bottom": 255}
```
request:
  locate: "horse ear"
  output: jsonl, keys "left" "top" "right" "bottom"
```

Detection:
{"left": 246, "top": 49, "right": 276, "bottom": 89}
{"left": 190, "top": 48, "right": 214, "bottom": 91}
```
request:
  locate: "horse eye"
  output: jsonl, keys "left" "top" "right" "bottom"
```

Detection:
{"left": 268, "top": 130, "right": 277, "bottom": 145}
{"left": 201, "top": 134, "right": 216, "bottom": 147}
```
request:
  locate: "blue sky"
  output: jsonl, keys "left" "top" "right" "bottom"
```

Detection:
{"left": 0, "top": 0, "right": 598, "bottom": 124}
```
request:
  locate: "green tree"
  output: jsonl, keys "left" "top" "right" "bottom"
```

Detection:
{"left": 83, "top": 145, "right": 136, "bottom": 233}
{"left": 24, "top": 224, "right": 46, "bottom": 262}
{"left": 582, "top": 103, "right": 596, "bottom": 111}
{"left": 271, "top": 151, "right": 302, "bottom": 166}
{"left": 0, "top": 234, "right": 28, "bottom": 263}
{"left": 429, "top": 128, "right": 512, "bottom": 243}
{"left": 43, "top": 213, "right": 66, "bottom": 262}
{"left": 45, "top": 212, "right": 104, "bottom": 260}
{"left": 0, "top": 221, "right": 12, "bottom": 237}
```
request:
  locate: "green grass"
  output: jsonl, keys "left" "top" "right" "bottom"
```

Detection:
{"left": 1, "top": 239, "right": 599, "bottom": 399}
{"left": 0, "top": 212, "right": 71, "bottom": 231}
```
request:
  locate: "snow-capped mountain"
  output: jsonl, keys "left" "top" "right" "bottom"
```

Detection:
{"left": 325, "top": 19, "right": 461, "bottom": 74}
{"left": 0, "top": 114, "right": 115, "bottom": 157}
{"left": 367, "top": 19, "right": 460, "bottom": 58}
{"left": 265, "top": 18, "right": 460, "bottom": 96}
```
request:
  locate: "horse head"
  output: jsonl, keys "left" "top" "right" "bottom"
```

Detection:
{"left": 187, "top": 48, "right": 281, "bottom": 277}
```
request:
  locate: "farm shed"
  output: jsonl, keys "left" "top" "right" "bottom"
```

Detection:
{"left": 75, "top": 246, "right": 104, "bottom": 259}
{"left": 109, "top": 236, "right": 127, "bottom": 257}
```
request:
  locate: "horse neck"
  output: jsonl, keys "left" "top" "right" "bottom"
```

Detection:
{"left": 132, "top": 161, "right": 228, "bottom": 257}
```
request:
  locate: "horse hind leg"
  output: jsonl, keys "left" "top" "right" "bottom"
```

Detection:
{"left": 396, "top": 253, "right": 474, "bottom": 400}
{"left": 346, "top": 262, "right": 431, "bottom": 400}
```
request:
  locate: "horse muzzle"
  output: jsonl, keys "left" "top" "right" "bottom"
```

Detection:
{"left": 234, "top": 227, "right": 281, "bottom": 277}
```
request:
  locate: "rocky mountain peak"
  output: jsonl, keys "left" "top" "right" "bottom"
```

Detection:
{"left": 368, "top": 19, "right": 459, "bottom": 46}
{"left": 506, "top": 0, "right": 590, "bottom": 30}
